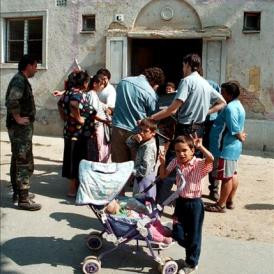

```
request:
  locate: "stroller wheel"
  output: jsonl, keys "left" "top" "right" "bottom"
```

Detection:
{"left": 86, "top": 232, "right": 103, "bottom": 251}
{"left": 160, "top": 260, "right": 178, "bottom": 274}
{"left": 82, "top": 257, "right": 101, "bottom": 274}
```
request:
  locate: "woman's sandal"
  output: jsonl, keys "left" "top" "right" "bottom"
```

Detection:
{"left": 226, "top": 201, "right": 235, "bottom": 209}
{"left": 205, "top": 203, "right": 226, "bottom": 213}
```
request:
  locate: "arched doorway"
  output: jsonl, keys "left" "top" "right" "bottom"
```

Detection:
{"left": 106, "top": 0, "right": 230, "bottom": 86}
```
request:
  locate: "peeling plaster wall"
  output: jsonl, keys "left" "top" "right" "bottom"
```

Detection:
{"left": 1, "top": 0, "right": 274, "bottom": 150}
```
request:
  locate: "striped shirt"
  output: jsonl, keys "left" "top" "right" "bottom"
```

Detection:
{"left": 166, "top": 157, "right": 213, "bottom": 198}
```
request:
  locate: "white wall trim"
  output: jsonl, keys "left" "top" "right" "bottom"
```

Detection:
{"left": 106, "top": 36, "right": 128, "bottom": 84}
{"left": 0, "top": 10, "right": 48, "bottom": 69}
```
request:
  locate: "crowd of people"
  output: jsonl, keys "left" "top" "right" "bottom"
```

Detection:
{"left": 5, "top": 53, "right": 247, "bottom": 274}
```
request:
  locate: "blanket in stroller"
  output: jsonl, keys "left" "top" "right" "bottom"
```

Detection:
{"left": 76, "top": 160, "right": 134, "bottom": 205}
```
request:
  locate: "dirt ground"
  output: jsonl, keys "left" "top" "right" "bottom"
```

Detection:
{"left": 201, "top": 150, "right": 274, "bottom": 243}
{"left": 1, "top": 133, "right": 274, "bottom": 244}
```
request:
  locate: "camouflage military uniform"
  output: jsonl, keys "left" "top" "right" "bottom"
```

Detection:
{"left": 5, "top": 72, "right": 36, "bottom": 193}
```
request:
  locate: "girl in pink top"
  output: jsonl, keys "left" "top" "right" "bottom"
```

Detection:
{"left": 159, "top": 134, "right": 213, "bottom": 274}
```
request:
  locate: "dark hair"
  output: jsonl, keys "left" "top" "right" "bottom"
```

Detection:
{"left": 69, "top": 70, "right": 90, "bottom": 89}
{"left": 174, "top": 135, "right": 195, "bottom": 150}
{"left": 221, "top": 81, "right": 240, "bottom": 99}
{"left": 166, "top": 82, "right": 176, "bottom": 89}
{"left": 18, "top": 54, "right": 37, "bottom": 72}
{"left": 143, "top": 67, "right": 165, "bottom": 87}
{"left": 197, "top": 66, "right": 203, "bottom": 76}
{"left": 182, "top": 54, "right": 201, "bottom": 72}
{"left": 89, "top": 73, "right": 105, "bottom": 90}
{"left": 96, "top": 68, "right": 111, "bottom": 80}
{"left": 66, "top": 72, "right": 77, "bottom": 90}
{"left": 139, "top": 118, "right": 157, "bottom": 131}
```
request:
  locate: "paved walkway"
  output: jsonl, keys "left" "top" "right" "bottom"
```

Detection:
{"left": 1, "top": 132, "right": 273, "bottom": 274}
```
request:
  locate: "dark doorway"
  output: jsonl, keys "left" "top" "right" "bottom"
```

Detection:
{"left": 131, "top": 38, "right": 202, "bottom": 93}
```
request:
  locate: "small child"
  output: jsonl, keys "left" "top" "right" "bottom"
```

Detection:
{"left": 126, "top": 119, "right": 158, "bottom": 200}
{"left": 165, "top": 82, "right": 176, "bottom": 94}
{"left": 159, "top": 134, "right": 214, "bottom": 274}
{"left": 106, "top": 198, "right": 172, "bottom": 244}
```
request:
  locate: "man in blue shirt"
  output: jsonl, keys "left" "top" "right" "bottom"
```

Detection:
{"left": 111, "top": 67, "right": 165, "bottom": 163}
{"left": 149, "top": 54, "right": 226, "bottom": 137}
{"left": 203, "top": 79, "right": 221, "bottom": 201}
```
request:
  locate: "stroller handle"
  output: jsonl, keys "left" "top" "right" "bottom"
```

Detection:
{"left": 155, "top": 130, "right": 171, "bottom": 142}
{"left": 140, "top": 176, "right": 161, "bottom": 194}
{"left": 139, "top": 167, "right": 187, "bottom": 210}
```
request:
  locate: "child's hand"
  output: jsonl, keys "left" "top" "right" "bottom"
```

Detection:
{"left": 133, "top": 134, "right": 143, "bottom": 143}
{"left": 237, "top": 131, "right": 247, "bottom": 142}
{"left": 159, "top": 150, "right": 166, "bottom": 165}
{"left": 190, "top": 132, "right": 202, "bottom": 149}
{"left": 79, "top": 117, "right": 85, "bottom": 125}
{"left": 163, "top": 141, "right": 170, "bottom": 152}
{"left": 52, "top": 90, "right": 64, "bottom": 97}
{"left": 105, "top": 108, "right": 113, "bottom": 116}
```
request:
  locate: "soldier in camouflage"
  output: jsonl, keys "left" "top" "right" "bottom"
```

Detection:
{"left": 5, "top": 54, "right": 41, "bottom": 211}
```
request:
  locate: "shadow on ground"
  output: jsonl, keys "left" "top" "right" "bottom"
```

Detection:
{"left": 1, "top": 234, "right": 164, "bottom": 274}
{"left": 245, "top": 203, "right": 274, "bottom": 210}
{"left": 50, "top": 212, "right": 103, "bottom": 231}
{"left": 4, "top": 153, "right": 63, "bottom": 163}
{"left": 0, "top": 162, "right": 71, "bottom": 204}
{"left": 1, "top": 234, "right": 91, "bottom": 274}
{"left": 242, "top": 149, "right": 274, "bottom": 159}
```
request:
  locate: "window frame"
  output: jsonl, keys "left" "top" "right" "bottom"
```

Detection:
{"left": 81, "top": 14, "right": 96, "bottom": 33}
{"left": 243, "top": 11, "right": 261, "bottom": 33}
{"left": 0, "top": 10, "right": 48, "bottom": 69}
{"left": 56, "top": 0, "right": 67, "bottom": 7}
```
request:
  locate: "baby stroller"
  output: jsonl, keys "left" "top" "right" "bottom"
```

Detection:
{"left": 76, "top": 159, "right": 186, "bottom": 274}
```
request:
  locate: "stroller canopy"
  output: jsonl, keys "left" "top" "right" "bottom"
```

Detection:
{"left": 76, "top": 160, "right": 134, "bottom": 205}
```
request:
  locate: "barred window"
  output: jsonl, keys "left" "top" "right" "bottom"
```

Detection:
{"left": 56, "top": 0, "right": 67, "bottom": 7}
{"left": 6, "top": 17, "right": 43, "bottom": 63}
{"left": 82, "top": 15, "right": 96, "bottom": 31}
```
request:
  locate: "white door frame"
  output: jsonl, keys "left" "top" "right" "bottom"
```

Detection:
{"left": 106, "top": 36, "right": 128, "bottom": 85}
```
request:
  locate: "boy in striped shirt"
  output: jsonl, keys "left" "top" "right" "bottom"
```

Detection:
{"left": 159, "top": 135, "right": 214, "bottom": 274}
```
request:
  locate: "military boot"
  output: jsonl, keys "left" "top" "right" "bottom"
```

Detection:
{"left": 18, "top": 190, "right": 41, "bottom": 211}
{"left": 13, "top": 191, "right": 35, "bottom": 204}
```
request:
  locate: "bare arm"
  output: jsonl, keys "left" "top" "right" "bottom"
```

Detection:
{"left": 158, "top": 150, "right": 170, "bottom": 179}
{"left": 52, "top": 90, "right": 65, "bottom": 97}
{"left": 150, "top": 99, "right": 182, "bottom": 121}
{"left": 191, "top": 134, "right": 214, "bottom": 164}
{"left": 94, "top": 115, "right": 111, "bottom": 125}
{"left": 198, "top": 145, "right": 214, "bottom": 164}
{"left": 208, "top": 99, "right": 226, "bottom": 115}
{"left": 70, "top": 101, "right": 85, "bottom": 125}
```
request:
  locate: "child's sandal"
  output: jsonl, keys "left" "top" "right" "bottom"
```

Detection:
{"left": 205, "top": 203, "right": 226, "bottom": 213}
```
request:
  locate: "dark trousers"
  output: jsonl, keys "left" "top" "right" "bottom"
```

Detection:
{"left": 8, "top": 124, "right": 34, "bottom": 192}
{"left": 175, "top": 123, "right": 205, "bottom": 139}
{"left": 203, "top": 119, "right": 219, "bottom": 193}
{"left": 173, "top": 197, "right": 204, "bottom": 267}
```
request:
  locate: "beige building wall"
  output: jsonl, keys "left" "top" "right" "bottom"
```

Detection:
{"left": 1, "top": 0, "right": 274, "bottom": 150}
